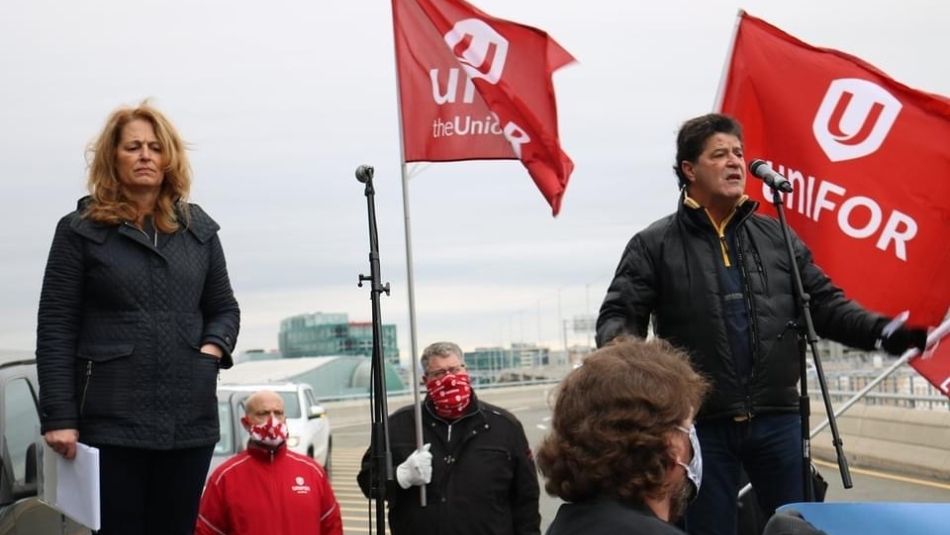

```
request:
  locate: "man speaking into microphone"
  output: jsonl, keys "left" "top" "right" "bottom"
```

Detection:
{"left": 596, "top": 113, "right": 928, "bottom": 535}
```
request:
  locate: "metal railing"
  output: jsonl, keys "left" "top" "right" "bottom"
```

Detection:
{"left": 314, "top": 377, "right": 560, "bottom": 403}
{"left": 808, "top": 389, "right": 949, "bottom": 411}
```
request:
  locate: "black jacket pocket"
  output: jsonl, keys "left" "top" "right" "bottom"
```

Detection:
{"left": 77, "top": 343, "right": 134, "bottom": 362}
{"left": 76, "top": 344, "right": 135, "bottom": 419}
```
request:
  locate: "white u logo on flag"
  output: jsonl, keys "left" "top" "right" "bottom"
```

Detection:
{"left": 812, "top": 78, "right": 902, "bottom": 162}
{"left": 443, "top": 19, "right": 509, "bottom": 84}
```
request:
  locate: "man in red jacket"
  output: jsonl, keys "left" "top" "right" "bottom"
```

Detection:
{"left": 195, "top": 390, "right": 342, "bottom": 535}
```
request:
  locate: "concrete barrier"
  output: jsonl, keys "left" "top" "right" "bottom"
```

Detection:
{"left": 321, "top": 384, "right": 553, "bottom": 430}
{"left": 809, "top": 401, "right": 950, "bottom": 482}
{"left": 322, "top": 387, "right": 950, "bottom": 482}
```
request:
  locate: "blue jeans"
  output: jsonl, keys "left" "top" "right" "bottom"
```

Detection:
{"left": 685, "top": 413, "right": 804, "bottom": 535}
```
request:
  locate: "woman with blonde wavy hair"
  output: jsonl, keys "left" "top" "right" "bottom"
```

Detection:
{"left": 84, "top": 102, "right": 191, "bottom": 232}
{"left": 36, "top": 101, "right": 240, "bottom": 535}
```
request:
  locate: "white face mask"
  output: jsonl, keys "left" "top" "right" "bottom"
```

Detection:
{"left": 676, "top": 424, "right": 703, "bottom": 497}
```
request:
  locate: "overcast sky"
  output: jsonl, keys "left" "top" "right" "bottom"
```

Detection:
{"left": 2, "top": 0, "right": 947, "bottom": 365}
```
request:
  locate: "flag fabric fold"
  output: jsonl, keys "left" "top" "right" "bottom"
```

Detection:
{"left": 392, "top": 0, "right": 575, "bottom": 215}
{"left": 718, "top": 11, "right": 950, "bottom": 327}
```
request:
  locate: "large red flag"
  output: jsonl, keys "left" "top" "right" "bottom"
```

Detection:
{"left": 392, "top": 0, "right": 575, "bottom": 215}
{"left": 718, "top": 11, "right": 950, "bottom": 327}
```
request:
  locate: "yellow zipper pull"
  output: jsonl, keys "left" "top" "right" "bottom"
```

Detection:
{"left": 719, "top": 236, "right": 732, "bottom": 267}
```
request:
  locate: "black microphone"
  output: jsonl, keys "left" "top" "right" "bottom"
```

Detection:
{"left": 355, "top": 164, "right": 374, "bottom": 183}
{"left": 749, "top": 159, "right": 793, "bottom": 193}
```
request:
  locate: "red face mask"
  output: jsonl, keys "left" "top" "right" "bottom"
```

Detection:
{"left": 426, "top": 373, "right": 472, "bottom": 420}
{"left": 241, "top": 414, "right": 289, "bottom": 448}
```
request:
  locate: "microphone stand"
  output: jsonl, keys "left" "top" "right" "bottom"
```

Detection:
{"left": 356, "top": 164, "right": 393, "bottom": 535}
{"left": 768, "top": 185, "right": 852, "bottom": 499}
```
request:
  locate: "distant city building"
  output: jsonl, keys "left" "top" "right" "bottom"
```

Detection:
{"left": 279, "top": 312, "right": 399, "bottom": 365}
{"left": 511, "top": 343, "right": 550, "bottom": 368}
{"left": 465, "top": 343, "right": 550, "bottom": 372}
{"left": 220, "top": 356, "right": 405, "bottom": 397}
{"left": 465, "top": 346, "right": 518, "bottom": 373}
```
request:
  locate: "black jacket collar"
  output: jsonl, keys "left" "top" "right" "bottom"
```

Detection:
{"left": 70, "top": 195, "right": 219, "bottom": 244}
{"left": 677, "top": 192, "right": 758, "bottom": 232}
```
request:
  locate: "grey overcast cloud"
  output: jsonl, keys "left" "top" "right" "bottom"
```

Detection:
{"left": 2, "top": 0, "right": 948, "bottom": 366}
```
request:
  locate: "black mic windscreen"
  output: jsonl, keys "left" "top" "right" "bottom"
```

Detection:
{"left": 355, "top": 165, "right": 374, "bottom": 183}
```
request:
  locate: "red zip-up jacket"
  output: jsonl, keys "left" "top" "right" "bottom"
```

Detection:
{"left": 196, "top": 442, "right": 342, "bottom": 535}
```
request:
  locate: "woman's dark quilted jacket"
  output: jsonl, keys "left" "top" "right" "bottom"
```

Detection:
{"left": 36, "top": 198, "right": 240, "bottom": 449}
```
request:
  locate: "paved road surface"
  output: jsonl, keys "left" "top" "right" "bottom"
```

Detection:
{"left": 326, "top": 385, "right": 950, "bottom": 535}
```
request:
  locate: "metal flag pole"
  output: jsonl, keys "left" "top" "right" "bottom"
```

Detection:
{"left": 811, "top": 317, "right": 950, "bottom": 436}
{"left": 399, "top": 163, "right": 426, "bottom": 508}
{"left": 389, "top": 0, "right": 426, "bottom": 508}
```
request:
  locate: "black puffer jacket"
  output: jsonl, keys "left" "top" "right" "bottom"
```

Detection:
{"left": 357, "top": 393, "right": 541, "bottom": 535}
{"left": 597, "top": 197, "right": 886, "bottom": 420}
{"left": 36, "top": 198, "right": 240, "bottom": 449}
{"left": 547, "top": 499, "right": 685, "bottom": 535}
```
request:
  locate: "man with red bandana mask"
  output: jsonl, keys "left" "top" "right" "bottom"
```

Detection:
{"left": 195, "top": 390, "right": 342, "bottom": 535}
{"left": 357, "top": 341, "right": 541, "bottom": 535}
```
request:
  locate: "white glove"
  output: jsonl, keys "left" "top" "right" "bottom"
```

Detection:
{"left": 396, "top": 443, "right": 432, "bottom": 489}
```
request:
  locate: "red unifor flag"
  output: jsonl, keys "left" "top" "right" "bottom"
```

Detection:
{"left": 912, "top": 320, "right": 950, "bottom": 398}
{"left": 392, "top": 0, "right": 575, "bottom": 215}
{"left": 718, "top": 11, "right": 950, "bottom": 329}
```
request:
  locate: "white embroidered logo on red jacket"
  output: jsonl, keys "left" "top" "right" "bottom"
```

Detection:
{"left": 291, "top": 475, "right": 311, "bottom": 494}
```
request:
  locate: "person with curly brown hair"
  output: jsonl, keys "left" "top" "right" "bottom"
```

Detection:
{"left": 538, "top": 337, "right": 709, "bottom": 534}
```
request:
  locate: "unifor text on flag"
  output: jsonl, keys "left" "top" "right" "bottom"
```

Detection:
{"left": 718, "top": 11, "right": 950, "bottom": 326}
{"left": 392, "top": 0, "right": 575, "bottom": 215}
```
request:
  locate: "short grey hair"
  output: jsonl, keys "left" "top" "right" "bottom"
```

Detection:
{"left": 420, "top": 341, "right": 464, "bottom": 372}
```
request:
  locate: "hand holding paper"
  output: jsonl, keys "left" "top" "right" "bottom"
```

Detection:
{"left": 43, "top": 428, "right": 78, "bottom": 460}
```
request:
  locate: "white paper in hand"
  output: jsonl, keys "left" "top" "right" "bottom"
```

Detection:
{"left": 40, "top": 441, "right": 100, "bottom": 531}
